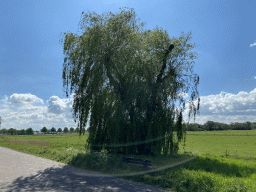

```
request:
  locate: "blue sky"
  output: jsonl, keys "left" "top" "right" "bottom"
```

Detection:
{"left": 0, "top": 0, "right": 255, "bottom": 131}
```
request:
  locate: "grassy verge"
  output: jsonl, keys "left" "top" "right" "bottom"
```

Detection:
{"left": 0, "top": 131, "right": 256, "bottom": 191}
{"left": 119, "top": 155, "right": 256, "bottom": 191}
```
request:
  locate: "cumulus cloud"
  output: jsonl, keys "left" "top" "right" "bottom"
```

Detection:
{"left": 10, "top": 93, "right": 43, "bottom": 105}
{"left": 182, "top": 88, "right": 256, "bottom": 125}
{"left": 47, "top": 96, "right": 66, "bottom": 114}
{"left": 0, "top": 93, "right": 78, "bottom": 131}
{"left": 47, "top": 95, "right": 74, "bottom": 116}
{"left": 250, "top": 42, "right": 256, "bottom": 47}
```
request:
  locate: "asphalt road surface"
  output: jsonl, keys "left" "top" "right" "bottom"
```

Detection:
{"left": 0, "top": 146, "right": 166, "bottom": 192}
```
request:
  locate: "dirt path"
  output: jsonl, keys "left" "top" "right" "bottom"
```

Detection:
{"left": 0, "top": 146, "right": 166, "bottom": 192}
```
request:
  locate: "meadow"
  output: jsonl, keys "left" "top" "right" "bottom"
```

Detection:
{"left": 0, "top": 130, "right": 256, "bottom": 191}
{"left": 181, "top": 130, "right": 256, "bottom": 161}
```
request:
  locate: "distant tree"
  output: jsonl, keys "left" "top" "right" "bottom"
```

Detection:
{"left": 22, "top": 129, "right": 26, "bottom": 135}
{"left": 217, "top": 123, "right": 225, "bottom": 130}
{"left": 245, "top": 121, "right": 252, "bottom": 130}
{"left": 1, "top": 128, "right": 7, "bottom": 135}
{"left": 231, "top": 122, "right": 236, "bottom": 130}
{"left": 26, "top": 128, "right": 34, "bottom": 135}
{"left": 41, "top": 127, "right": 48, "bottom": 133}
{"left": 17, "top": 129, "right": 26, "bottom": 135}
{"left": 213, "top": 122, "right": 220, "bottom": 130}
{"left": 0, "top": 129, "right": 2, "bottom": 134}
{"left": 75, "top": 127, "right": 79, "bottom": 134}
{"left": 196, "top": 124, "right": 204, "bottom": 131}
{"left": 70, "top": 127, "right": 74, "bottom": 132}
{"left": 231, "top": 122, "right": 242, "bottom": 130}
{"left": 82, "top": 127, "right": 85, "bottom": 135}
{"left": 252, "top": 123, "right": 256, "bottom": 130}
{"left": 57, "top": 128, "right": 62, "bottom": 132}
{"left": 8, "top": 128, "right": 17, "bottom": 135}
{"left": 222, "top": 123, "right": 229, "bottom": 130}
{"left": 63, "top": 127, "right": 69, "bottom": 133}
{"left": 51, "top": 127, "right": 56, "bottom": 133}
{"left": 204, "top": 121, "right": 215, "bottom": 131}
{"left": 187, "top": 123, "right": 199, "bottom": 131}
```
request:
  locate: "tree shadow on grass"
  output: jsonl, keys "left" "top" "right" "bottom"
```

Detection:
{"left": 67, "top": 151, "right": 196, "bottom": 178}
{"left": 0, "top": 164, "right": 165, "bottom": 192}
{"left": 67, "top": 152, "right": 154, "bottom": 176}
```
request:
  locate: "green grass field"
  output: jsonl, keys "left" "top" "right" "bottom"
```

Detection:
{"left": 0, "top": 130, "right": 256, "bottom": 191}
{"left": 180, "top": 130, "right": 256, "bottom": 161}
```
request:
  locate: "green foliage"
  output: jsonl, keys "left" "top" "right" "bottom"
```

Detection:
{"left": 41, "top": 127, "right": 48, "bottom": 133}
{"left": 185, "top": 121, "right": 256, "bottom": 131}
{"left": 64, "top": 127, "right": 69, "bottom": 133}
{"left": 82, "top": 127, "right": 85, "bottom": 135}
{"left": 185, "top": 123, "right": 203, "bottom": 131}
{"left": 61, "top": 7, "right": 200, "bottom": 156}
{"left": 1, "top": 128, "right": 7, "bottom": 134}
{"left": 8, "top": 128, "right": 16, "bottom": 135}
{"left": 205, "top": 121, "right": 215, "bottom": 131}
{"left": 70, "top": 127, "right": 75, "bottom": 132}
{"left": 26, "top": 127, "right": 34, "bottom": 135}
{"left": 75, "top": 127, "right": 79, "bottom": 134}
{"left": 0, "top": 128, "right": 34, "bottom": 135}
{"left": 57, "top": 128, "right": 62, "bottom": 132}
{"left": 17, "top": 129, "right": 26, "bottom": 135}
{"left": 230, "top": 121, "right": 253, "bottom": 130}
{"left": 51, "top": 127, "right": 56, "bottom": 132}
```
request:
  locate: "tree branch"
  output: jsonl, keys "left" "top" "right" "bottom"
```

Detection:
{"left": 156, "top": 44, "right": 174, "bottom": 85}
{"left": 146, "top": 44, "right": 175, "bottom": 126}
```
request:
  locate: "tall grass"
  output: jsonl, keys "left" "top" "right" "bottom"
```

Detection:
{"left": 120, "top": 156, "right": 256, "bottom": 191}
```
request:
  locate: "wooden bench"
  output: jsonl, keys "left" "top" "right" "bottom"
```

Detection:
{"left": 123, "top": 157, "right": 152, "bottom": 169}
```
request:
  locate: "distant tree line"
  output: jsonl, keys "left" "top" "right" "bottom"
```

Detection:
{"left": 0, "top": 127, "right": 34, "bottom": 135}
{"left": 0, "top": 126, "right": 88, "bottom": 135}
{"left": 1, "top": 121, "right": 254, "bottom": 135}
{"left": 184, "top": 121, "right": 256, "bottom": 131}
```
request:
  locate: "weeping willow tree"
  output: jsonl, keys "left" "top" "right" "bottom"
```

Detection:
{"left": 60, "top": 7, "right": 200, "bottom": 156}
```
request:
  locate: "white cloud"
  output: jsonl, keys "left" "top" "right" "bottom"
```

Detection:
{"left": 250, "top": 42, "right": 256, "bottom": 47}
{"left": 10, "top": 93, "right": 43, "bottom": 105}
{"left": 176, "top": 92, "right": 189, "bottom": 98}
{"left": 47, "top": 96, "right": 68, "bottom": 114}
{"left": 0, "top": 93, "right": 79, "bottom": 131}
{"left": 182, "top": 88, "right": 256, "bottom": 125}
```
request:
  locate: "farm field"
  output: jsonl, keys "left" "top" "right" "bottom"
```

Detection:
{"left": 0, "top": 130, "right": 256, "bottom": 191}
{"left": 180, "top": 130, "right": 256, "bottom": 161}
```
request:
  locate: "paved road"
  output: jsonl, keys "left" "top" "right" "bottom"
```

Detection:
{"left": 0, "top": 146, "right": 165, "bottom": 192}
